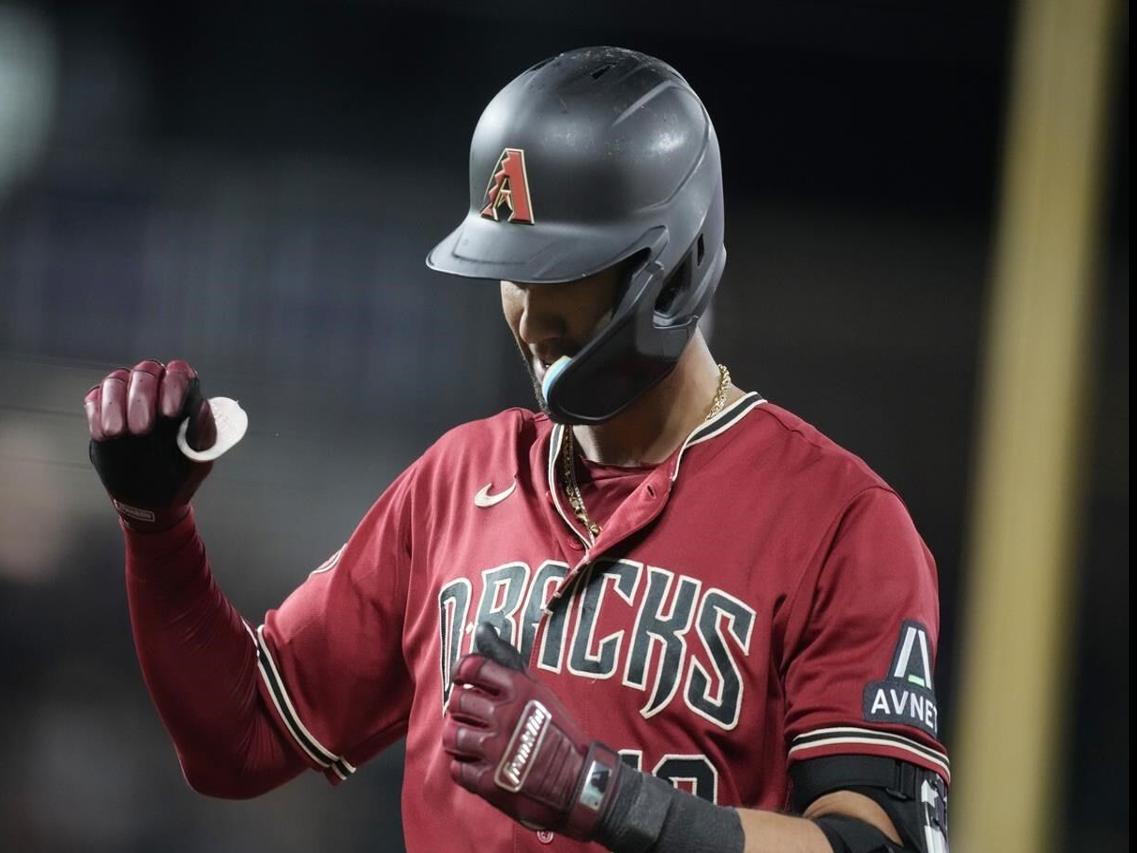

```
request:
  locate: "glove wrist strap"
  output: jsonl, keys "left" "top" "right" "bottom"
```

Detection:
{"left": 113, "top": 499, "right": 190, "bottom": 533}
{"left": 561, "top": 742, "right": 623, "bottom": 839}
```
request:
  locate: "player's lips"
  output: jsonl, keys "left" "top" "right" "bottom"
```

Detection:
{"left": 533, "top": 351, "right": 564, "bottom": 382}
{"left": 534, "top": 352, "right": 577, "bottom": 381}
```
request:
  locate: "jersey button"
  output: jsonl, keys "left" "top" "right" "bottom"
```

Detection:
{"left": 567, "top": 539, "right": 583, "bottom": 551}
{"left": 537, "top": 830, "right": 555, "bottom": 845}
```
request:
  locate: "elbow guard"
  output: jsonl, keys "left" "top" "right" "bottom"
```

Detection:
{"left": 792, "top": 755, "right": 949, "bottom": 853}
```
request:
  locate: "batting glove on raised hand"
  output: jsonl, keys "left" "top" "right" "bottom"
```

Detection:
{"left": 85, "top": 359, "right": 216, "bottom": 532}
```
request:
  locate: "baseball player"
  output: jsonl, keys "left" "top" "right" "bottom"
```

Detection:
{"left": 85, "top": 47, "right": 950, "bottom": 852}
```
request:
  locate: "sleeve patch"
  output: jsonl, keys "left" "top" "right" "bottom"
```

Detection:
{"left": 862, "top": 620, "right": 939, "bottom": 738}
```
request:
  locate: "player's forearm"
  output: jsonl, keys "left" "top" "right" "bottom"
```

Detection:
{"left": 596, "top": 772, "right": 829, "bottom": 853}
{"left": 124, "top": 510, "right": 304, "bottom": 797}
{"left": 735, "top": 808, "right": 832, "bottom": 853}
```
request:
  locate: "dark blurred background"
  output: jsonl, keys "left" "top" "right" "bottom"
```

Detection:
{"left": 0, "top": 1, "right": 1126, "bottom": 851}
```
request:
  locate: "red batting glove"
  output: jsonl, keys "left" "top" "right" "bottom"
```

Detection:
{"left": 85, "top": 359, "right": 217, "bottom": 532}
{"left": 442, "top": 623, "right": 627, "bottom": 840}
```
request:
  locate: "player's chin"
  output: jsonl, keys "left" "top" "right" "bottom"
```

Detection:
{"left": 526, "top": 374, "right": 553, "bottom": 417}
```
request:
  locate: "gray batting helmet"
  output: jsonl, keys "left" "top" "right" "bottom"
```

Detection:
{"left": 427, "top": 46, "right": 725, "bottom": 424}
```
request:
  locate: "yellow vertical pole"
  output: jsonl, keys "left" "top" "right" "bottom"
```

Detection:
{"left": 952, "top": 0, "right": 1117, "bottom": 850}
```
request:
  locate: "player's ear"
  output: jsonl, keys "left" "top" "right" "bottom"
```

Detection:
{"left": 473, "top": 622, "right": 526, "bottom": 672}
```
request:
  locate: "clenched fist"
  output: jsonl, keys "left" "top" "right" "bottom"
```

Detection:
{"left": 442, "top": 623, "right": 627, "bottom": 842}
{"left": 443, "top": 624, "right": 744, "bottom": 852}
{"left": 85, "top": 359, "right": 216, "bottom": 531}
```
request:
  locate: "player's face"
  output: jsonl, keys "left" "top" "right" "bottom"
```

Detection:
{"left": 501, "top": 265, "right": 625, "bottom": 412}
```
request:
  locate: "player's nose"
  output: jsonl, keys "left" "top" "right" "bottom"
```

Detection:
{"left": 514, "top": 283, "right": 567, "bottom": 347}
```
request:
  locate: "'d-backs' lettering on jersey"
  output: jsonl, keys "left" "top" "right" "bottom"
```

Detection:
{"left": 438, "top": 557, "right": 757, "bottom": 731}
{"left": 252, "top": 393, "right": 950, "bottom": 851}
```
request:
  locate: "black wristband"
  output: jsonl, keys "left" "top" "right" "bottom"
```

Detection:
{"left": 595, "top": 765, "right": 744, "bottom": 853}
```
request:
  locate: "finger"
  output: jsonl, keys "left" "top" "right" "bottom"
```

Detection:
{"left": 187, "top": 390, "right": 216, "bottom": 452}
{"left": 160, "top": 360, "right": 216, "bottom": 451}
{"left": 448, "top": 757, "right": 491, "bottom": 792}
{"left": 453, "top": 655, "right": 522, "bottom": 697}
{"left": 99, "top": 369, "right": 131, "bottom": 438}
{"left": 84, "top": 385, "right": 104, "bottom": 441}
{"left": 126, "top": 360, "right": 163, "bottom": 435}
{"left": 474, "top": 622, "right": 526, "bottom": 672}
{"left": 445, "top": 685, "right": 496, "bottom": 726}
{"left": 442, "top": 721, "right": 495, "bottom": 761}
{"left": 158, "top": 360, "right": 196, "bottom": 419}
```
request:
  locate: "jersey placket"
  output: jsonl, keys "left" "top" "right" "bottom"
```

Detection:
{"left": 544, "top": 425, "right": 673, "bottom": 558}
{"left": 529, "top": 395, "right": 767, "bottom": 671}
{"left": 539, "top": 394, "right": 766, "bottom": 603}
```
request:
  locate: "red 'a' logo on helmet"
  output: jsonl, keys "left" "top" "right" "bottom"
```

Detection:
{"left": 481, "top": 148, "right": 535, "bottom": 224}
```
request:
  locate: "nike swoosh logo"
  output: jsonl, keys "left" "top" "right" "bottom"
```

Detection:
{"left": 474, "top": 480, "right": 517, "bottom": 508}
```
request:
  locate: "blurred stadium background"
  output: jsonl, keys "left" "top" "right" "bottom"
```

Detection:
{"left": 0, "top": 1, "right": 1126, "bottom": 851}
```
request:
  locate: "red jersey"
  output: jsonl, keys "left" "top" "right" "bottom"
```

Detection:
{"left": 253, "top": 393, "right": 949, "bottom": 851}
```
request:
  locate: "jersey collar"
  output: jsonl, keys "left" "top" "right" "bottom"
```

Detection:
{"left": 669, "top": 390, "right": 766, "bottom": 481}
{"left": 546, "top": 390, "right": 766, "bottom": 490}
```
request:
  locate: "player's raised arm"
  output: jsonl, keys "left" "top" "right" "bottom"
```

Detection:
{"left": 86, "top": 359, "right": 307, "bottom": 797}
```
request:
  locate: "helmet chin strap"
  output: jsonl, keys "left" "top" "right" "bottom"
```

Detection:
{"left": 542, "top": 251, "right": 711, "bottom": 425}
{"left": 541, "top": 329, "right": 689, "bottom": 425}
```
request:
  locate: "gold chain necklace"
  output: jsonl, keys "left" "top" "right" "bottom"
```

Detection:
{"left": 561, "top": 364, "right": 731, "bottom": 539}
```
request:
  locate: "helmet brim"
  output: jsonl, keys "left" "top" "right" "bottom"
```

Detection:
{"left": 425, "top": 210, "right": 655, "bottom": 284}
